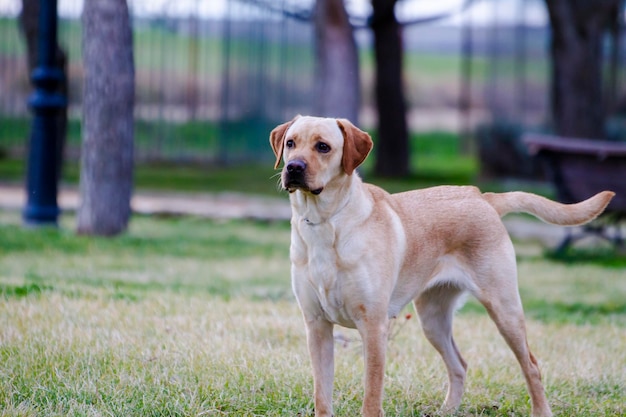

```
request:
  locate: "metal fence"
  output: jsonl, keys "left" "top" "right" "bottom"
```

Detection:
{"left": 0, "top": 0, "right": 315, "bottom": 164}
{"left": 1, "top": 0, "right": 621, "bottom": 165}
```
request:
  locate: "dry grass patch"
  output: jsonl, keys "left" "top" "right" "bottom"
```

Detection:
{"left": 1, "top": 292, "right": 624, "bottom": 416}
{"left": 0, "top": 209, "right": 624, "bottom": 416}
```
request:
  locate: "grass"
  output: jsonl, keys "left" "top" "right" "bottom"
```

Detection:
{"left": 546, "top": 246, "right": 626, "bottom": 268}
{"left": 0, "top": 115, "right": 222, "bottom": 157}
{"left": 0, "top": 122, "right": 476, "bottom": 195}
{"left": 0, "top": 209, "right": 624, "bottom": 416}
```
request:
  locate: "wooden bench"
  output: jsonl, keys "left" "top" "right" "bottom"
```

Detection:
{"left": 523, "top": 133, "right": 626, "bottom": 251}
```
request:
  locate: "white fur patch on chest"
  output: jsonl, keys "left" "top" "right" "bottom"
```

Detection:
{"left": 292, "top": 218, "right": 354, "bottom": 327}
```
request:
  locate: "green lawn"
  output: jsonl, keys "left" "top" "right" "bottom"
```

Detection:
{"left": 0, "top": 124, "right": 477, "bottom": 195}
{"left": 0, "top": 210, "right": 624, "bottom": 416}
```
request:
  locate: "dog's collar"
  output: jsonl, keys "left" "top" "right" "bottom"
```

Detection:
{"left": 303, "top": 217, "right": 319, "bottom": 226}
{"left": 298, "top": 189, "right": 354, "bottom": 227}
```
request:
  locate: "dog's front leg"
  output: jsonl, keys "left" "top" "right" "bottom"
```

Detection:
{"left": 305, "top": 317, "right": 335, "bottom": 417}
{"left": 358, "top": 319, "right": 388, "bottom": 417}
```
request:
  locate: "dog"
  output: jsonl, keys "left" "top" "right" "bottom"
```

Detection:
{"left": 269, "top": 115, "right": 614, "bottom": 417}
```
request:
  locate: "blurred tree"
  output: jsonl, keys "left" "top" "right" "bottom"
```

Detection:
{"left": 77, "top": 0, "right": 134, "bottom": 236}
{"left": 545, "top": 0, "right": 623, "bottom": 139}
{"left": 19, "top": 0, "right": 68, "bottom": 183}
{"left": 314, "top": 0, "right": 360, "bottom": 123}
{"left": 371, "top": 0, "right": 409, "bottom": 177}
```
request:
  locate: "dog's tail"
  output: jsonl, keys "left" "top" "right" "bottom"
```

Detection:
{"left": 482, "top": 191, "right": 615, "bottom": 226}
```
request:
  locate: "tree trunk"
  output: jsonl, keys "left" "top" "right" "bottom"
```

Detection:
{"left": 77, "top": 0, "right": 134, "bottom": 236}
{"left": 19, "top": 0, "right": 68, "bottom": 183}
{"left": 371, "top": 0, "right": 409, "bottom": 177}
{"left": 313, "top": 0, "right": 360, "bottom": 123}
{"left": 545, "top": 0, "right": 622, "bottom": 139}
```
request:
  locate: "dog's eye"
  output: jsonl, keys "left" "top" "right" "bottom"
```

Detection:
{"left": 316, "top": 142, "right": 331, "bottom": 153}
{"left": 286, "top": 139, "right": 295, "bottom": 149}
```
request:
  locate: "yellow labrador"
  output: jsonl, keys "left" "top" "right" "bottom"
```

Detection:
{"left": 269, "top": 115, "right": 614, "bottom": 417}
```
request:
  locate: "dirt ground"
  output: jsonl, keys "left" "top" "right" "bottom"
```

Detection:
{"left": 0, "top": 183, "right": 580, "bottom": 249}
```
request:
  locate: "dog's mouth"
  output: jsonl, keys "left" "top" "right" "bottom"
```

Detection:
{"left": 285, "top": 182, "right": 324, "bottom": 195}
{"left": 283, "top": 175, "right": 323, "bottom": 195}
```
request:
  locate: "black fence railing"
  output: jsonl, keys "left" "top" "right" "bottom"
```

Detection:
{"left": 3, "top": 0, "right": 620, "bottom": 166}
{"left": 0, "top": 0, "right": 314, "bottom": 164}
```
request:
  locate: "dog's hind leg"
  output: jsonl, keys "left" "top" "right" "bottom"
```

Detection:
{"left": 414, "top": 285, "right": 468, "bottom": 413}
{"left": 475, "top": 264, "right": 553, "bottom": 417}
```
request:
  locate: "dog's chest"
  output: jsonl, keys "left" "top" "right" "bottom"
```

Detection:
{"left": 292, "top": 221, "right": 354, "bottom": 326}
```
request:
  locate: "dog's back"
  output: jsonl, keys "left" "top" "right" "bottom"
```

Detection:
{"left": 388, "top": 185, "right": 614, "bottom": 229}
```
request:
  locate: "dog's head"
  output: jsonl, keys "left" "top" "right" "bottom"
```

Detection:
{"left": 269, "top": 116, "right": 373, "bottom": 195}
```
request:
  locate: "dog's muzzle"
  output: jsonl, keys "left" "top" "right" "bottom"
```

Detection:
{"left": 283, "top": 159, "right": 323, "bottom": 195}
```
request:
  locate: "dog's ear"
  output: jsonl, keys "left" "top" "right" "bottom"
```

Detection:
{"left": 337, "top": 119, "right": 373, "bottom": 175}
{"left": 269, "top": 116, "right": 299, "bottom": 169}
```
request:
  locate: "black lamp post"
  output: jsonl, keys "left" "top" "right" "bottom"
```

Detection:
{"left": 23, "top": 0, "right": 65, "bottom": 226}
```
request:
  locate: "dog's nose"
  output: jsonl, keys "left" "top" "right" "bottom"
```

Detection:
{"left": 287, "top": 159, "right": 306, "bottom": 174}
